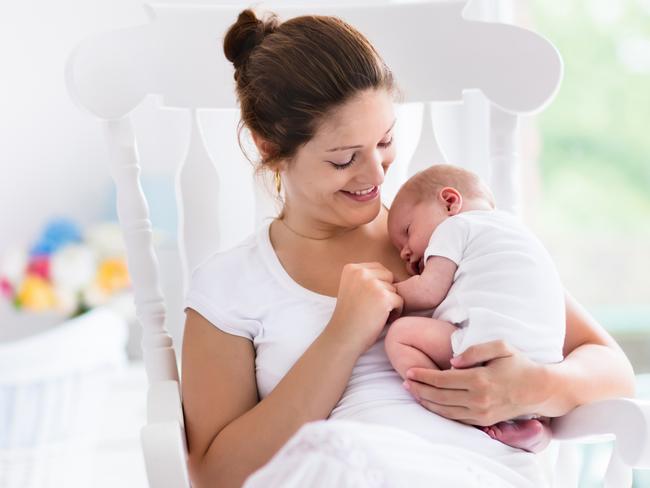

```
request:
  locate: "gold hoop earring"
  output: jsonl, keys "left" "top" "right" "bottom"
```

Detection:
{"left": 274, "top": 170, "right": 282, "bottom": 194}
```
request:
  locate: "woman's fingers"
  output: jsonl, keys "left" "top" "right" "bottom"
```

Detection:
{"left": 449, "top": 340, "right": 514, "bottom": 369}
{"left": 405, "top": 343, "right": 532, "bottom": 425}
{"left": 377, "top": 280, "right": 397, "bottom": 293}
{"left": 405, "top": 367, "right": 495, "bottom": 420}
{"left": 388, "top": 291, "right": 404, "bottom": 315}
{"left": 405, "top": 379, "right": 470, "bottom": 406}
{"left": 362, "top": 266, "right": 402, "bottom": 310}
{"left": 353, "top": 262, "right": 395, "bottom": 283}
{"left": 409, "top": 381, "right": 496, "bottom": 425}
{"left": 406, "top": 367, "right": 473, "bottom": 390}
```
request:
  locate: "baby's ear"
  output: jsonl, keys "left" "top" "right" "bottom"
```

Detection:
{"left": 440, "top": 187, "right": 462, "bottom": 215}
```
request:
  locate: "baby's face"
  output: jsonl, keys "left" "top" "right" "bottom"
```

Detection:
{"left": 388, "top": 197, "right": 448, "bottom": 275}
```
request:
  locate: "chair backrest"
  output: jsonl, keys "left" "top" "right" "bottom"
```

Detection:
{"left": 65, "top": 3, "right": 561, "bottom": 486}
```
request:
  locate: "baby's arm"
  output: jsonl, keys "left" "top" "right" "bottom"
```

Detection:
{"left": 395, "top": 256, "right": 457, "bottom": 313}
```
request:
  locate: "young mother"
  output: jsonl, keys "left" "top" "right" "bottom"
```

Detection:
{"left": 181, "top": 9, "right": 635, "bottom": 488}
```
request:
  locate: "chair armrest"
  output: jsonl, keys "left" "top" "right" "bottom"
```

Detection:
{"left": 551, "top": 397, "right": 650, "bottom": 468}
{"left": 147, "top": 380, "right": 185, "bottom": 426}
{"left": 140, "top": 380, "right": 191, "bottom": 488}
{"left": 141, "top": 421, "right": 191, "bottom": 488}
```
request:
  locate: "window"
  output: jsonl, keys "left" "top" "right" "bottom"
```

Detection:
{"left": 527, "top": 0, "right": 650, "bottom": 372}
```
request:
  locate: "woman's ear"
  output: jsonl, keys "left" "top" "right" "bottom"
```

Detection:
{"left": 439, "top": 187, "right": 462, "bottom": 215}
{"left": 251, "top": 131, "right": 276, "bottom": 161}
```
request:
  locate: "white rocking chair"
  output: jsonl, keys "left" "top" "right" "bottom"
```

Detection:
{"left": 64, "top": 2, "right": 650, "bottom": 487}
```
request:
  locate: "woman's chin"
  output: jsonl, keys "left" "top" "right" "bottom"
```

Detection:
{"left": 341, "top": 200, "right": 382, "bottom": 226}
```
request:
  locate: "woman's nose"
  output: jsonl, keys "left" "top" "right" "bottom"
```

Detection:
{"left": 364, "top": 149, "right": 387, "bottom": 185}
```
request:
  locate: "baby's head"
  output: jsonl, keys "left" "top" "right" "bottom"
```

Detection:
{"left": 387, "top": 164, "right": 495, "bottom": 275}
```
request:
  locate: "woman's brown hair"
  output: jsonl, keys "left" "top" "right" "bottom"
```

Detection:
{"left": 223, "top": 9, "right": 395, "bottom": 169}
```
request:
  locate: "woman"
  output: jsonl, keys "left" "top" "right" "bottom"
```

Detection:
{"left": 181, "top": 9, "right": 635, "bottom": 488}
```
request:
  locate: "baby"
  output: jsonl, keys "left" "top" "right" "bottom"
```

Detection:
{"left": 385, "top": 164, "right": 566, "bottom": 453}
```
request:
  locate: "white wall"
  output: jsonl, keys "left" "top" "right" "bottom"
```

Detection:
{"left": 0, "top": 1, "right": 151, "bottom": 250}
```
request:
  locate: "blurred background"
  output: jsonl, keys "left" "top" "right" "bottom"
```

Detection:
{"left": 0, "top": 1, "right": 648, "bottom": 487}
{"left": 525, "top": 0, "right": 650, "bottom": 365}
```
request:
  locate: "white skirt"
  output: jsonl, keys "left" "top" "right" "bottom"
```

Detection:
{"left": 244, "top": 419, "right": 546, "bottom": 488}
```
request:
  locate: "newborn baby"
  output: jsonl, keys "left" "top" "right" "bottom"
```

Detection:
{"left": 385, "top": 164, "right": 566, "bottom": 453}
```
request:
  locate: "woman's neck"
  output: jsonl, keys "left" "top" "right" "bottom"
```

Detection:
{"left": 276, "top": 205, "right": 388, "bottom": 244}
{"left": 270, "top": 204, "right": 408, "bottom": 285}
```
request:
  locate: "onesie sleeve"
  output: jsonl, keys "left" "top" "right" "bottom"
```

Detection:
{"left": 424, "top": 216, "right": 468, "bottom": 266}
{"left": 184, "top": 248, "right": 262, "bottom": 341}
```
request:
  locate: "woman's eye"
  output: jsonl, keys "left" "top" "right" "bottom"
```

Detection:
{"left": 328, "top": 139, "right": 390, "bottom": 170}
{"left": 379, "top": 137, "right": 393, "bottom": 148}
{"left": 330, "top": 153, "right": 357, "bottom": 170}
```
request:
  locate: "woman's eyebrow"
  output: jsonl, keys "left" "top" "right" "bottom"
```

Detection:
{"left": 326, "top": 143, "right": 363, "bottom": 152}
{"left": 325, "top": 118, "right": 397, "bottom": 152}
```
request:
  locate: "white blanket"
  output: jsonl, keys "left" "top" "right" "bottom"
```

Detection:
{"left": 245, "top": 420, "right": 551, "bottom": 487}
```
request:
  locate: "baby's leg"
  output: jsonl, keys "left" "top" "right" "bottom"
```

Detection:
{"left": 385, "top": 316, "right": 456, "bottom": 380}
{"left": 482, "top": 417, "right": 552, "bottom": 453}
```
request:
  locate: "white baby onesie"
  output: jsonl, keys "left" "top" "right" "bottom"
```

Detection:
{"left": 424, "top": 210, "right": 565, "bottom": 364}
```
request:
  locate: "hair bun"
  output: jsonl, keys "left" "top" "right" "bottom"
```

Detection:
{"left": 224, "top": 9, "right": 278, "bottom": 75}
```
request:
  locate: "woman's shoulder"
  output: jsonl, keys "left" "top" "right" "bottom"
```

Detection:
{"left": 186, "top": 222, "right": 275, "bottom": 306}
{"left": 192, "top": 228, "right": 263, "bottom": 278}
{"left": 184, "top": 225, "right": 270, "bottom": 339}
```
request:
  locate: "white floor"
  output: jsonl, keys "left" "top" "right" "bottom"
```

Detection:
{"left": 91, "top": 361, "right": 148, "bottom": 488}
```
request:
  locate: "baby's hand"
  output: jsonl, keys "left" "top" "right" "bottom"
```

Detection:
{"left": 406, "top": 257, "right": 425, "bottom": 276}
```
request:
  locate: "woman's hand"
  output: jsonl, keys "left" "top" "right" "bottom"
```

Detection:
{"left": 403, "top": 340, "right": 548, "bottom": 426}
{"left": 328, "top": 262, "right": 403, "bottom": 354}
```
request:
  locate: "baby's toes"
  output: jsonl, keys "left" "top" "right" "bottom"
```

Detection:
{"left": 483, "top": 425, "right": 499, "bottom": 439}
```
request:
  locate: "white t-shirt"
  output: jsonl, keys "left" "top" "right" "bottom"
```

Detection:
{"left": 184, "top": 218, "right": 549, "bottom": 485}
{"left": 424, "top": 210, "right": 565, "bottom": 364}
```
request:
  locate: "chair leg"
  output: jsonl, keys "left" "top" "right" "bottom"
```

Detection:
{"left": 604, "top": 448, "right": 632, "bottom": 488}
{"left": 553, "top": 443, "right": 583, "bottom": 488}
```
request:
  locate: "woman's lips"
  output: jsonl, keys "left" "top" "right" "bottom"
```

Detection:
{"left": 340, "top": 185, "right": 379, "bottom": 202}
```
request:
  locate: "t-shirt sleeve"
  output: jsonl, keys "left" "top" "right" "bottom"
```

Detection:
{"left": 424, "top": 216, "right": 468, "bottom": 265}
{"left": 184, "top": 251, "right": 261, "bottom": 341}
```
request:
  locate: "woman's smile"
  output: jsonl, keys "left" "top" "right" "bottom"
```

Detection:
{"left": 340, "top": 185, "right": 380, "bottom": 202}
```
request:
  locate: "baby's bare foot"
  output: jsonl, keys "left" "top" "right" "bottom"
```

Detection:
{"left": 481, "top": 418, "right": 551, "bottom": 453}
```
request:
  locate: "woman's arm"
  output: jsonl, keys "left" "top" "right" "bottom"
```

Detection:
{"left": 533, "top": 291, "right": 636, "bottom": 416}
{"left": 183, "top": 309, "right": 361, "bottom": 488}
{"left": 183, "top": 262, "right": 403, "bottom": 487}
{"left": 402, "top": 291, "right": 636, "bottom": 425}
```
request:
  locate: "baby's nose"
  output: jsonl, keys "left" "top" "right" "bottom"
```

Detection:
{"left": 400, "top": 247, "right": 411, "bottom": 261}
